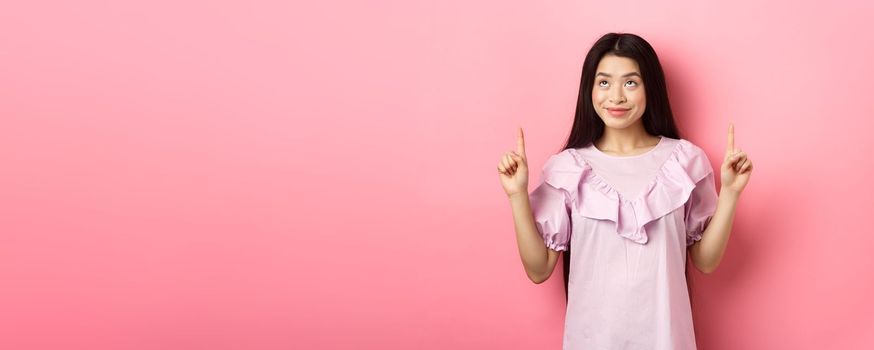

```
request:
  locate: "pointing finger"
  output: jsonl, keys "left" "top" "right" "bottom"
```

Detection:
{"left": 517, "top": 127, "right": 526, "bottom": 156}
{"left": 727, "top": 122, "right": 735, "bottom": 154}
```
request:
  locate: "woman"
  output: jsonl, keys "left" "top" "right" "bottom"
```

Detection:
{"left": 497, "top": 32, "right": 752, "bottom": 349}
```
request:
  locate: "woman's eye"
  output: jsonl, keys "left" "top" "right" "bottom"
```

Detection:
{"left": 599, "top": 80, "right": 637, "bottom": 87}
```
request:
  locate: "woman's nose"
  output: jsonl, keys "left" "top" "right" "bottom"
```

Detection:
{"left": 609, "top": 88, "right": 626, "bottom": 103}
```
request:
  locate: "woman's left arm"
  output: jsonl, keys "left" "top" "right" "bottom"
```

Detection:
{"left": 690, "top": 123, "right": 752, "bottom": 274}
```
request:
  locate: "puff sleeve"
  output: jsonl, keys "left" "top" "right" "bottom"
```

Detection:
{"left": 529, "top": 180, "right": 572, "bottom": 251}
{"left": 684, "top": 165, "right": 719, "bottom": 247}
{"left": 528, "top": 151, "right": 582, "bottom": 252}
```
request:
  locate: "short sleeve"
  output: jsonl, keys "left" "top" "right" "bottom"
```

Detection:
{"left": 684, "top": 170, "right": 718, "bottom": 247}
{"left": 528, "top": 151, "right": 582, "bottom": 252}
{"left": 529, "top": 180, "right": 572, "bottom": 251}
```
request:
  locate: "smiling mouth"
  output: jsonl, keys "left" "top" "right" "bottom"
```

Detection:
{"left": 607, "top": 107, "right": 630, "bottom": 116}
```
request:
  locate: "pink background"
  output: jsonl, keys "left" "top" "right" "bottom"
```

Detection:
{"left": 2, "top": 0, "right": 873, "bottom": 349}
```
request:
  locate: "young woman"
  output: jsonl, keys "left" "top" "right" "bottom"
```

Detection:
{"left": 497, "top": 32, "right": 752, "bottom": 349}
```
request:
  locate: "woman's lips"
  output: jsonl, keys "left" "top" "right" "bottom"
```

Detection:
{"left": 607, "top": 108, "right": 630, "bottom": 117}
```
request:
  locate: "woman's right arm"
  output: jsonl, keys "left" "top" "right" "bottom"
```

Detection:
{"left": 508, "top": 192, "right": 561, "bottom": 284}
{"left": 498, "top": 128, "right": 561, "bottom": 284}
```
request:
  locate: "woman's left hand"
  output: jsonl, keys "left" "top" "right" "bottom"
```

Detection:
{"left": 720, "top": 123, "right": 752, "bottom": 195}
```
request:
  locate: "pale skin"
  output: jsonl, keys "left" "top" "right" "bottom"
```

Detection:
{"left": 498, "top": 55, "right": 752, "bottom": 283}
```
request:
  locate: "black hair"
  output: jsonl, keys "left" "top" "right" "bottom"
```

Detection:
{"left": 557, "top": 32, "right": 698, "bottom": 319}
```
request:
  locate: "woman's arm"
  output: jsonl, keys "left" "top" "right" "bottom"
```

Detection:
{"left": 499, "top": 128, "right": 564, "bottom": 284}
{"left": 689, "top": 189, "right": 739, "bottom": 274}
{"left": 689, "top": 122, "right": 753, "bottom": 274}
{"left": 508, "top": 192, "right": 560, "bottom": 284}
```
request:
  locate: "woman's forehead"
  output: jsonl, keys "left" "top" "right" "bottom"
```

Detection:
{"left": 596, "top": 55, "right": 640, "bottom": 74}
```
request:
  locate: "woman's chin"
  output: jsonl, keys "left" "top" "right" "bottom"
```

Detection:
{"left": 601, "top": 115, "right": 642, "bottom": 129}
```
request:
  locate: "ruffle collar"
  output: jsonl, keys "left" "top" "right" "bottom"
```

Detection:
{"left": 541, "top": 139, "right": 713, "bottom": 245}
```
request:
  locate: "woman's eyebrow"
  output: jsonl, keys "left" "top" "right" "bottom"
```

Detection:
{"left": 596, "top": 72, "right": 641, "bottom": 78}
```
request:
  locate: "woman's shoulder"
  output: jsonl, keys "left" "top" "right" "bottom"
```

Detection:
{"left": 543, "top": 148, "right": 587, "bottom": 170}
{"left": 538, "top": 148, "right": 588, "bottom": 195}
{"left": 669, "top": 137, "right": 715, "bottom": 182}
{"left": 674, "top": 137, "right": 706, "bottom": 155}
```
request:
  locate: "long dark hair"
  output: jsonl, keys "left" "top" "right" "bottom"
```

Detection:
{"left": 558, "top": 32, "right": 698, "bottom": 315}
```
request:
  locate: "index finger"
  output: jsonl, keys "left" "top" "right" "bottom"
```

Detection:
{"left": 516, "top": 127, "right": 526, "bottom": 155}
{"left": 727, "top": 122, "right": 735, "bottom": 152}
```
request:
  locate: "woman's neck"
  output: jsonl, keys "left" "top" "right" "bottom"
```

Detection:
{"left": 595, "top": 126, "right": 660, "bottom": 155}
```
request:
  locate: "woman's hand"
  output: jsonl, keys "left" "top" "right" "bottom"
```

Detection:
{"left": 498, "top": 127, "right": 529, "bottom": 198}
{"left": 720, "top": 123, "right": 753, "bottom": 195}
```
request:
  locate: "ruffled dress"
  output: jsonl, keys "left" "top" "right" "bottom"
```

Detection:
{"left": 528, "top": 136, "right": 719, "bottom": 350}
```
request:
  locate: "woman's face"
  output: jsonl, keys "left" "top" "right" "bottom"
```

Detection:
{"left": 591, "top": 55, "right": 646, "bottom": 129}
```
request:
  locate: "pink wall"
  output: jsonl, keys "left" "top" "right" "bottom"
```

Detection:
{"left": 2, "top": 0, "right": 873, "bottom": 349}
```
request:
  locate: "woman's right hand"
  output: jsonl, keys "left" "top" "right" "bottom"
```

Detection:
{"left": 498, "top": 127, "right": 529, "bottom": 199}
